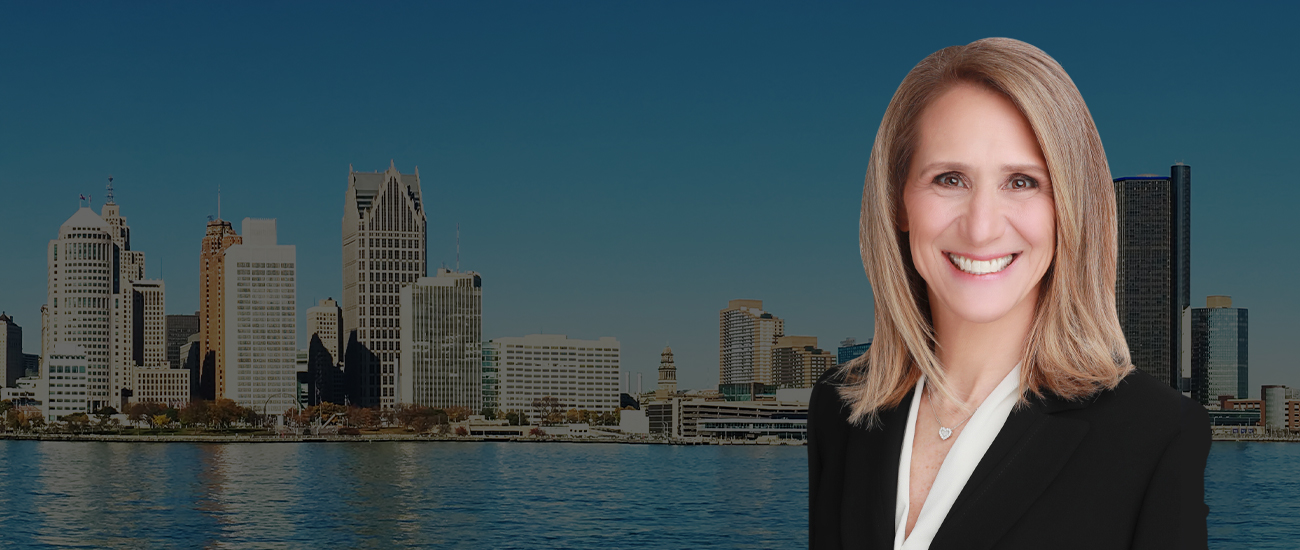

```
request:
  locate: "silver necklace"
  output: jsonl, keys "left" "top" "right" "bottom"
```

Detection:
{"left": 926, "top": 384, "right": 975, "bottom": 440}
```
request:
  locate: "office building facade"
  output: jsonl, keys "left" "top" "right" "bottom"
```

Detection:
{"left": 772, "top": 336, "right": 835, "bottom": 389}
{"left": 342, "top": 161, "right": 427, "bottom": 409}
{"left": 222, "top": 218, "right": 297, "bottom": 416}
{"left": 1, "top": 313, "right": 22, "bottom": 388}
{"left": 837, "top": 337, "right": 871, "bottom": 366}
{"left": 306, "top": 298, "right": 343, "bottom": 365}
{"left": 1188, "top": 295, "right": 1248, "bottom": 406}
{"left": 199, "top": 218, "right": 243, "bottom": 400}
{"left": 165, "top": 313, "right": 199, "bottom": 369}
{"left": 398, "top": 269, "right": 482, "bottom": 410}
{"left": 47, "top": 207, "right": 115, "bottom": 412}
{"left": 493, "top": 334, "right": 621, "bottom": 422}
{"left": 719, "top": 299, "right": 784, "bottom": 387}
{"left": 1114, "top": 163, "right": 1191, "bottom": 388}
{"left": 42, "top": 343, "right": 89, "bottom": 418}
{"left": 656, "top": 346, "right": 678, "bottom": 399}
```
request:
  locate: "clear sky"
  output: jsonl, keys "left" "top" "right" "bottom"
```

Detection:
{"left": 2, "top": 2, "right": 1296, "bottom": 394}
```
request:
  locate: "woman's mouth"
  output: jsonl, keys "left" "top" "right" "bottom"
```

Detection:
{"left": 946, "top": 252, "right": 1017, "bottom": 275}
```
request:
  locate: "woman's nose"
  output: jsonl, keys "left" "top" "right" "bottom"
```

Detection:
{"left": 960, "top": 185, "right": 1006, "bottom": 246}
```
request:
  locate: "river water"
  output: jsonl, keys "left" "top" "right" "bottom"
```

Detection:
{"left": 0, "top": 441, "right": 1291, "bottom": 548}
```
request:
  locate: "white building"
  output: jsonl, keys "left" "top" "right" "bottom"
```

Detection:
{"left": 223, "top": 218, "right": 297, "bottom": 417}
{"left": 42, "top": 343, "right": 90, "bottom": 418}
{"left": 47, "top": 207, "right": 114, "bottom": 412}
{"left": 130, "top": 366, "right": 189, "bottom": 407}
{"left": 493, "top": 334, "right": 621, "bottom": 422}
{"left": 132, "top": 279, "right": 168, "bottom": 367}
{"left": 306, "top": 298, "right": 343, "bottom": 364}
{"left": 398, "top": 269, "right": 482, "bottom": 411}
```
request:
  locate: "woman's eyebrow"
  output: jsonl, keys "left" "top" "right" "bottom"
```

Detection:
{"left": 915, "top": 161, "right": 972, "bottom": 173}
{"left": 1001, "top": 163, "right": 1048, "bottom": 174}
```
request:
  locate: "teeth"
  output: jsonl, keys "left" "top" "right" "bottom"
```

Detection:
{"left": 947, "top": 253, "right": 1014, "bottom": 275}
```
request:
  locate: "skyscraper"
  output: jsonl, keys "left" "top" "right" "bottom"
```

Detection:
{"left": 131, "top": 279, "right": 167, "bottom": 368}
{"left": 1114, "top": 163, "right": 1190, "bottom": 388}
{"left": 47, "top": 206, "right": 114, "bottom": 412}
{"left": 342, "top": 161, "right": 427, "bottom": 409}
{"left": 198, "top": 217, "right": 242, "bottom": 400}
{"left": 398, "top": 269, "right": 482, "bottom": 410}
{"left": 166, "top": 312, "right": 199, "bottom": 369}
{"left": 0, "top": 313, "right": 22, "bottom": 388}
{"left": 100, "top": 191, "right": 154, "bottom": 408}
{"left": 306, "top": 298, "right": 343, "bottom": 366}
{"left": 223, "top": 218, "right": 297, "bottom": 416}
{"left": 1188, "top": 295, "right": 1248, "bottom": 407}
{"left": 719, "top": 299, "right": 784, "bottom": 387}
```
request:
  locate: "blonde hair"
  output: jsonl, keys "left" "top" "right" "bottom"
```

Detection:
{"left": 838, "top": 37, "right": 1132, "bottom": 425}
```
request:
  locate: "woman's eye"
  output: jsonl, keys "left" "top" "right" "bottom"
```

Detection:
{"left": 1009, "top": 176, "right": 1037, "bottom": 190}
{"left": 936, "top": 174, "right": 962, "bottom": 187}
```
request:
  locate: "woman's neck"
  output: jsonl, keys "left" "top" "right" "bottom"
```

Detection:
{"left": 929, "top": 291, "right": 1037, "bottom": 405}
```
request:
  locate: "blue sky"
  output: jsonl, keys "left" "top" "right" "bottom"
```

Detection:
{"left": 2, "top": 2, "right": 1297, "bottom": 393}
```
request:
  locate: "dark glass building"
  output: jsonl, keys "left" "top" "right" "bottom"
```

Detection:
{"left": 1114, "top": 163, "right": 1190, "bottom": 388}
{"left": 165, "top": 313, "right": 199, "bottom": 369}
{"left": 837, "top": 338, "right": 871, "bottom": 366}
{"left": 1188, "top": 296, "right": 1248, "bottom": 406}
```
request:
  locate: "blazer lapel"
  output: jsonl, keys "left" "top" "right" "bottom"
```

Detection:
{"left": 928, "top": 394, "right": 1091, "bottom": 550}
{"left": 842, "top": 389, "right": 913, "bottom": 550}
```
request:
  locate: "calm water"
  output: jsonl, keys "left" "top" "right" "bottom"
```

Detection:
{"left": 0, "top": 440, "right": 1291, "bottom": 548}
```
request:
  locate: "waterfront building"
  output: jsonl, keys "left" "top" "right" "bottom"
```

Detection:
{"left": 398, "top": 269, "right": 483, "bottom": 410}
{"left": 299, "top": 334, "right": 345, "bottom": 407}
{"left": 165, "top": 313, "right": 199, "bottom": 369}
{"left": 342, "top": 161, "right": 428, "bottom": 409}
{"left": 130, "top": 366, "right": 189, "bottom": 407}
{"left": 647, "top": 397, "right": 808, "bottom": 439}
{"left": 1188, "top": 295, "right": 1248, "bottom": 406}
{"left": 771, "top": 336, "right": 835, "bottom": 389}
{"left": 837, "top": 337, "right": 871, "bottom": 366}
{"left": 719, "top": 299, "right": 784, "bottom": 389}
{"left": 1114, "top": 163, "right": 1191, "bottom": 388}
{"left": 41, "top": 343, "right": 89, "bottom": 418}
{"left": 22, "top": 354, "right": 39, "bottom": 379}
{"left": 198, "top": 216, "right": 243, "bottom": 400}
{"left": 98, "top": 191, "right": 163, "bottom": 410}
{"left": 493, "top": 334, "right": 621, "bottom": 422}
{"left": 132, "top": 279, "right": 167, "bottom": 368}
{"left": 655, "top": 346, "right": 677, "bottom": 399}
{"left": 482, "top": 341, "right": 501, "bottom": 415}
{"left": 1, "top": 313, "right": 22, "bottom": 388}
{"left": 47, "top": 207, "right": 114, "bottom": 412}
{"left": 222, "top": 218, "right": 297, "bottom": 417}
{"left": 306, "top": 298, "right": 343, "bottom": 365}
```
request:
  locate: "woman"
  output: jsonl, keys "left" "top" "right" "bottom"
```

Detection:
{"left": 808, "top": 38, "right": 1210, "bottom": 550}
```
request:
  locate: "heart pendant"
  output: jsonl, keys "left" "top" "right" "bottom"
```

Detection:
{"left": 938, "top": 427, "right": 953, "bottom": 440}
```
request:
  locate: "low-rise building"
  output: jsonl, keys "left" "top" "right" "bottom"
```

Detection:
{"left": 130, "top": 366, "right": 190, "bottom": 407}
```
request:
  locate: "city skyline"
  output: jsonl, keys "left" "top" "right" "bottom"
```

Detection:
{"left": 3, "top": 3, "right": 1300, "bottom": 392}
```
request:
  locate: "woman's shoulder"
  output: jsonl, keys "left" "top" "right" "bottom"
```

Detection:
{"left": 809, "top": 366, "right": 855, "bottom": 424}
{"left": 1061, "top": 368, "right": 1209, "bottom": 443}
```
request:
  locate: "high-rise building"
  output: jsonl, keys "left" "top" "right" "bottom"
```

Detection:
{"left": 342, "top": 161, "right": 427, "bottom": 409}
{"left": 772, "top": 336, "right": 836, "bottom": 389}
{"left": 47, "top": 207, "right": 114, "bottom": 412}
{"left": 837, "top": 337, "right": 871, "bottom": 366}
{"left": 131, "top": 279, "right": 167, "bottom": 368}
{"left": 398, "top": 269, "right": 482, "bottom": 410}
{"left": 178, "top": 332, "right": 201, "bottom": 398}
{"left": 100, "top": 193, "right": 152, "bottom": 408}
{"left": 719, "top": 299, "right": 784, "bottom": 387}
{"left": 656, "top": 346, "right": 678, "bottom": 399}
{"left": 1114, "top": 163, "right": 1191, "bottom": 388}
{"left": 492, "top": 334, "right": 621, "bottom": 422}
{"left": 306, "top": 298, "right": 343, "bottom": 365}
{"left": 166, "top": 313, "right": 199, "bottom": 369}
{"left": 1, "top": 313, "right": 22, "bottom": 388}
{"left": 222, "top": 218, "right": 297, "bottom": 416}
{"left": 198, "top": 217, "right": 242, "bottom": 400}
{"left": 1188, "top": 296, "right": 1248, "bottom": 407}
{"left": 482, "top": 341, "right": 501, "bottom": 415}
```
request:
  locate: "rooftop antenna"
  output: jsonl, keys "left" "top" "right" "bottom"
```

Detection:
{"left": 106, "top": 176, "right": 115, "bottom": 204}
{"left": 456, "top": 222, "right": 460, "bottom": 271}
{"left": 217, "top": 184, "right": 222, "bottom": 221}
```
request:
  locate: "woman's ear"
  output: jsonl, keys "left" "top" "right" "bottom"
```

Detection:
{"left": 897, "top": 204, "right": 909, "bottom": 233}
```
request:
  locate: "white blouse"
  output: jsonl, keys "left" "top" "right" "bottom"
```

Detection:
{"left": 893, "top": 363, "right": 1022, "bottom": 550}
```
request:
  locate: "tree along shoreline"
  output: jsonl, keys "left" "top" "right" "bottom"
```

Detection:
{"left": 0, "top": 433, "right": 752, "bottom": 445}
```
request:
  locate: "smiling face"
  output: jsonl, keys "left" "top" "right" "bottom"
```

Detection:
{"left": 900, "top": 82, "right": 1056, "bottom": 327}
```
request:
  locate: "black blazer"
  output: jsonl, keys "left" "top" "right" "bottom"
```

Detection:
{"left": 808, "top": 368, "right": 1211, "bottom": 550}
